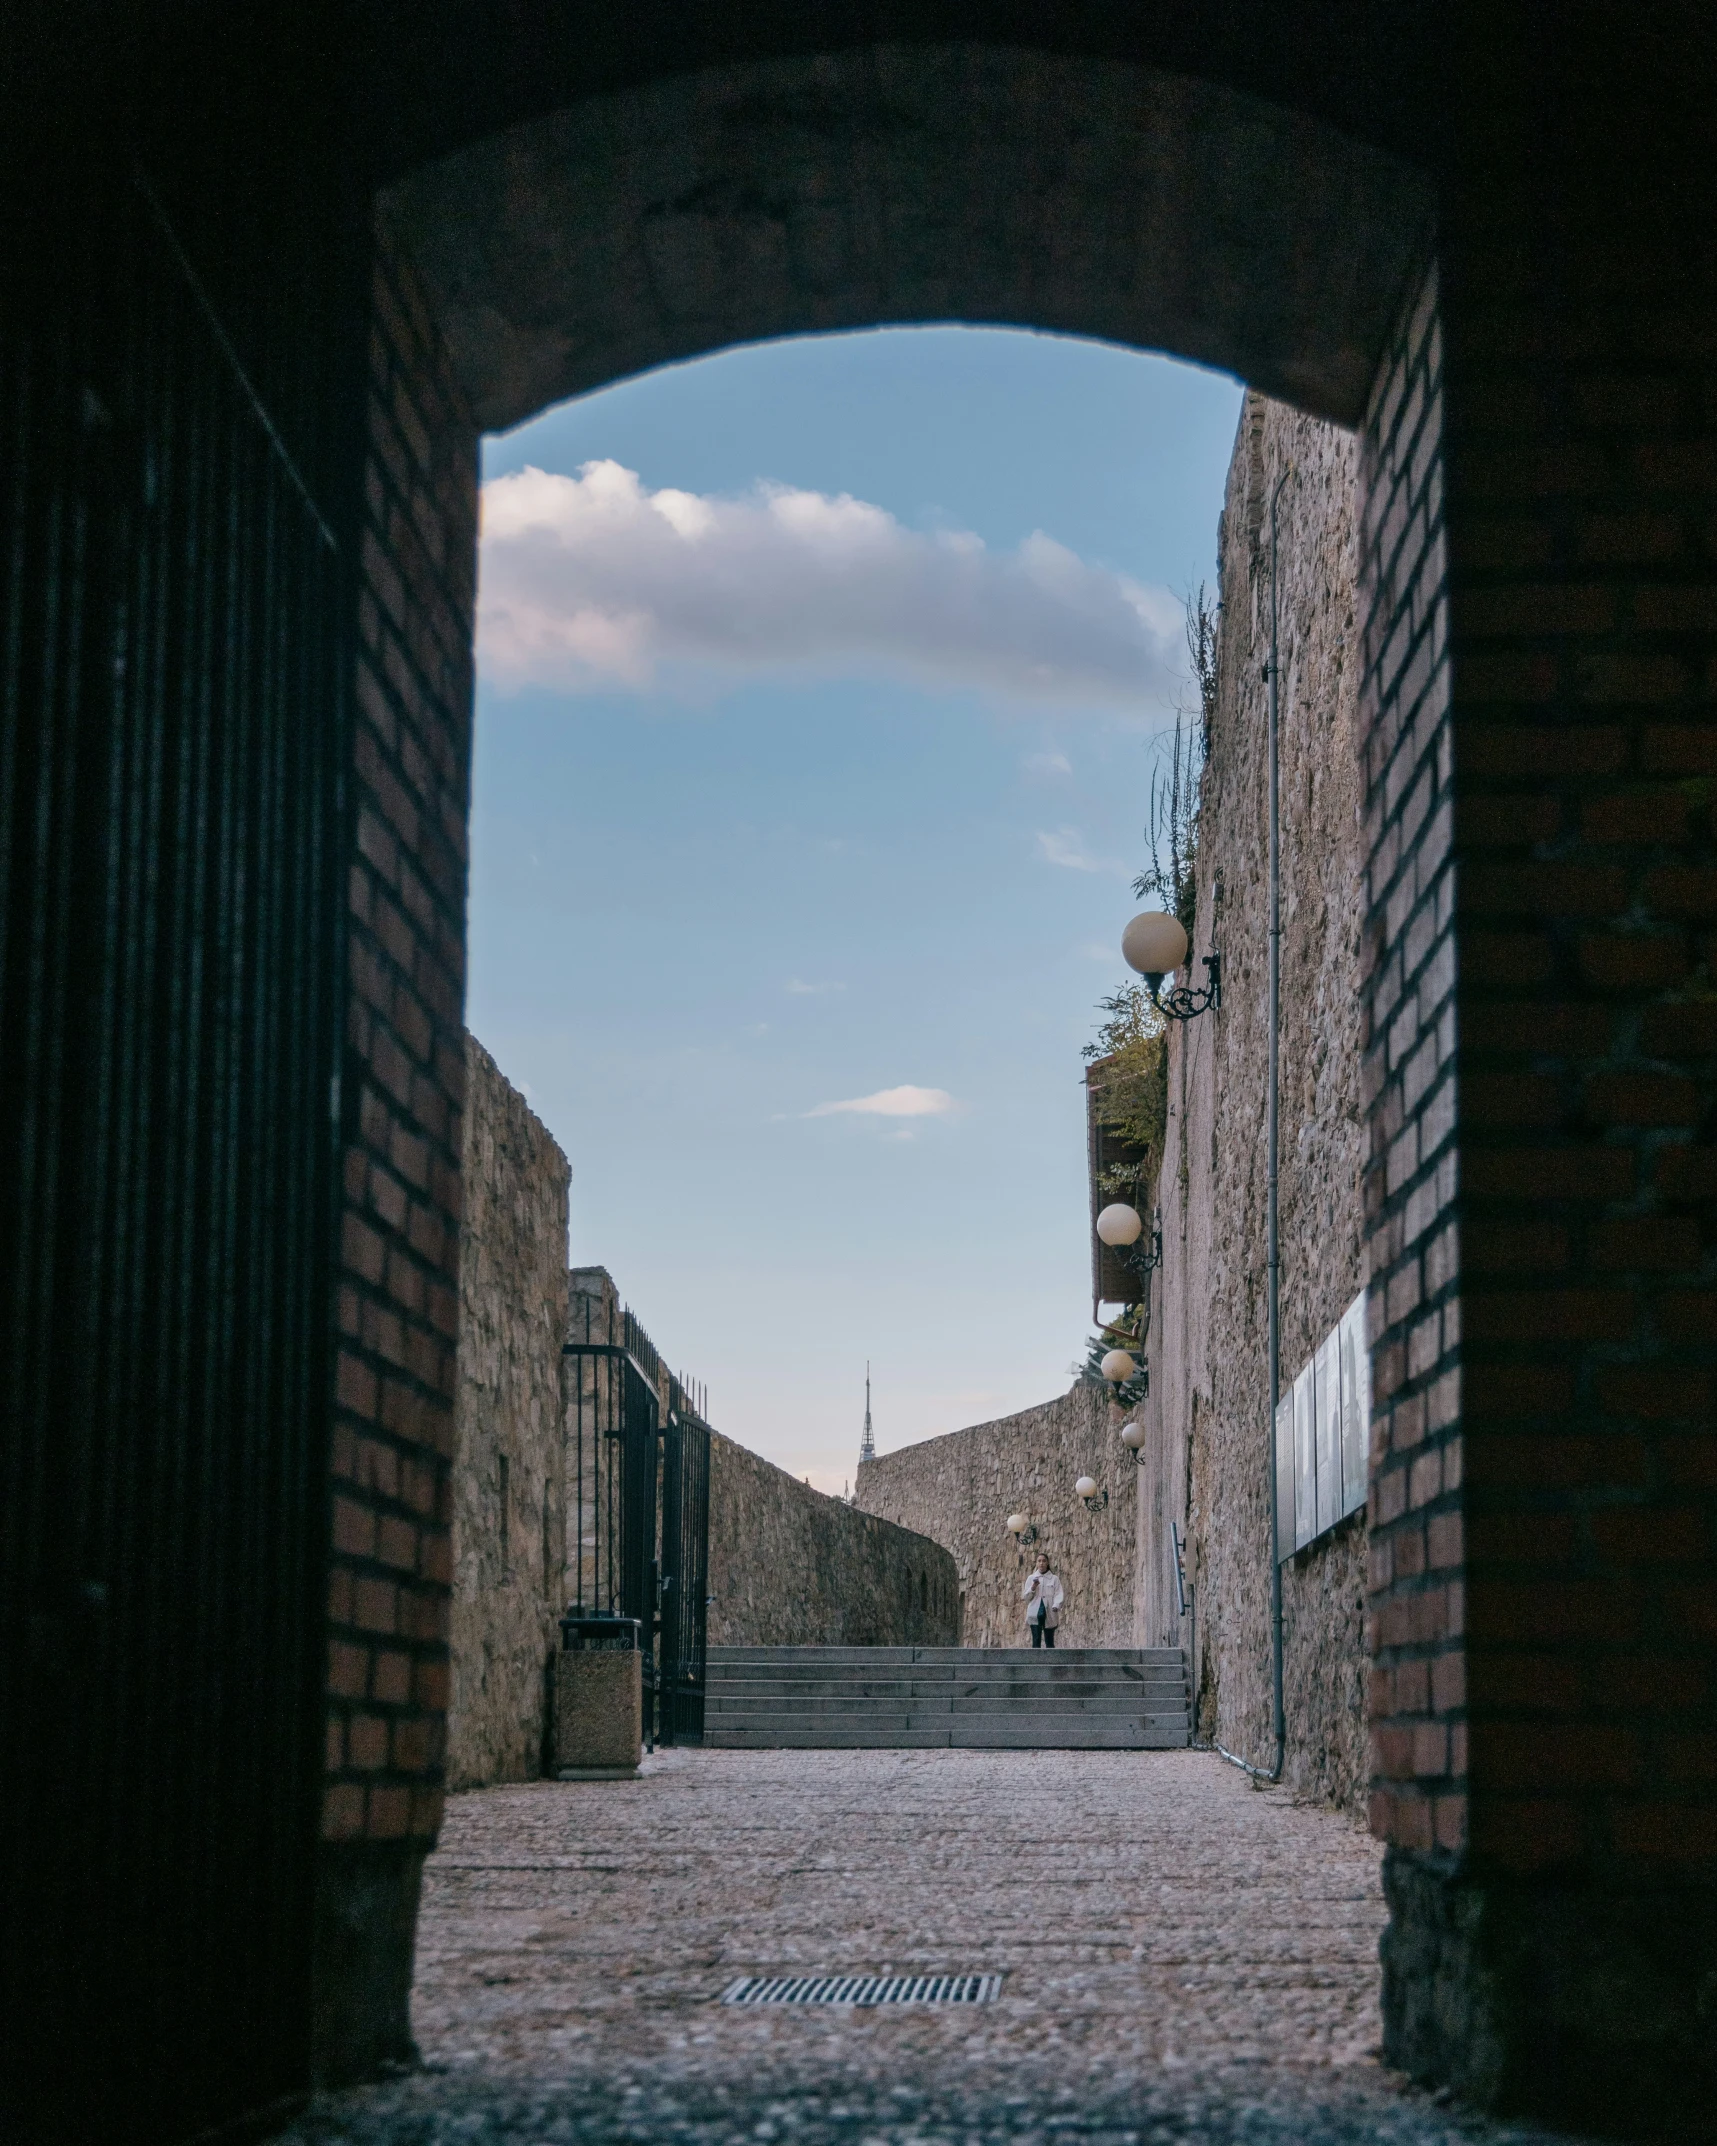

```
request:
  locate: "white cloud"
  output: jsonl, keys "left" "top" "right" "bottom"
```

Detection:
{"left": 478, "top": 461, "right": 1181, "bottom": 709}
{"left": 785, "top": 978, "right": 844, "bottom": 996}
{"left": 1035, "top": 826, "right": 1128, "bottom": 876}
{"left": 1023, "top": 750, "right": 1073, "bottom": 777}
{"left": 805, "top": 1085, "right": 956, "bottom": 1120}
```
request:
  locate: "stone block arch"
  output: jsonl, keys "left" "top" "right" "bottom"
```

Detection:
{"left": 336, "top": 38, "right": 1717, "bottom": 2130}
{"left": 381, "top": 44, "right": 1433, "bottom": 434}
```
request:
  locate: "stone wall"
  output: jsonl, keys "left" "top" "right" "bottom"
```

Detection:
{"left": 1138, "top": 391, "right": 1371, "bottom": 1812}
{"left": 856, "top": 1384, "right": 1135, "bottom": 1649}
{"left": 709, "top": 1432, "right": 957, "bottom": 1647}
{"left": 447, "top": 1035, "right": 570, "bottom": 1791}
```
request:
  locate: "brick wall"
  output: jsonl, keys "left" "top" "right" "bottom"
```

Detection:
{"left": 1374, "top": 44, "right": 1717, "bottom": 2120}
{"left": 854, "top": 1385, "right": 1136, "bottom": 1649}
{"left": 326, "top": 42, "right": 1717, "bottom": 2126}
{"left": 1357, "top": 261, "right": 1459, "bottom": 1871}
{"left": 313, "top": 213, "right": 478, "bottom": 2082}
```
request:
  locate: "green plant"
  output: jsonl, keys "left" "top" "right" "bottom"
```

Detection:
{"left": 1132, "top": 585, "right": 1215, "bottom": 940}
{"left": 1083, "top": 982, "right": 1167, "bottom": 1189}
{"left": 1075, "top": 1320, "right": 1148, "bottom": 1410}
{"left": 1074, "top": 586, "right": 1215, "bottom": 1361}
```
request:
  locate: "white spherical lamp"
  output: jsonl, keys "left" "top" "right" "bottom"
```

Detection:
{"left": 1075, "top": 1475, "right": 1099, "bottom": 1500}
{"left": 1100, "top": 1348, "right": 1136, "bottom": 1384}
{"left": 1006, "top": 1512, "right": 1028, "bottom": 1536}
{"left": 1120, "top": 1419, "right": 1145, "bottom": 1451}
{"left": 1122, "top": 910, "right": 1190, "bottom": 979}
{"left": 1095, "top": 1202, "right": 1143, "bottom": 1248}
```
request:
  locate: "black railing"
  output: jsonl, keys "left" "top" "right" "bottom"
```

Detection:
{"left": 661, "top": 1386, "right": 712, "bottom": 1744}
{"left": 2, "top": 140, "right": 360, "bottom": 2142}
{"left": 562, "top": 1296, "right": 710, "bottom": 1746}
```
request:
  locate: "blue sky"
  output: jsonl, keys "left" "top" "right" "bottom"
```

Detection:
{"left": 470, "top": 328, "right": 1243, "bottom": 1490}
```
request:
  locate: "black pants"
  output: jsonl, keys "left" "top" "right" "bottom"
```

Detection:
{"left": 1030, "top": 1619, "right": 1055, "bottom": 1647}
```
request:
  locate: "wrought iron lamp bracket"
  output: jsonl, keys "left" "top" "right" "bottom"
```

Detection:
{"left": 1144, "top": 952, "right": 1221, "bottom": 1022}
{"left": 1124, "top": 1212, "right": 1166, "bottom": 1282}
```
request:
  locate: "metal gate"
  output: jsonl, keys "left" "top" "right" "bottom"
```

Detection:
{"left": 563, "top": 1298, "right": 710, "bottom": 1745}
{"left": 661, "top": 1383, "right": 712, "bottom": 1743}
{"left": 1, "top": 120, "right": 363, "bottom": 2144}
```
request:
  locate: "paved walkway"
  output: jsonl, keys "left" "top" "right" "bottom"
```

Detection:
{"left": 286, "top": 1748, "right": 1589, "bottom": 2145}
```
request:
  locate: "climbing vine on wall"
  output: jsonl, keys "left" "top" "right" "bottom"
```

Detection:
{"left": 1081, "top": 587, "right": 1218, "bottom": 1209}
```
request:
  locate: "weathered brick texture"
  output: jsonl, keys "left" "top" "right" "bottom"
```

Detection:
{"left": 321, "top": 45, "right": 1717, "bottom": 2126}
{"left": 1445, "top": 187, "right": 1717, "bottom": 1900}
{"left": 1374, "top": 49, "right": 1717, "bottom": 2119}
{"left": 1359, "top": 262, "right": 1460, "bottom": 1865}
{"left": 322, "top": 218, "right": 477, "bottom": 1855}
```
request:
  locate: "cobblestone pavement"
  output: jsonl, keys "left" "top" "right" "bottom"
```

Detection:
{"left": 285, "top": 1749, "right": 1592, "bottom": 2146}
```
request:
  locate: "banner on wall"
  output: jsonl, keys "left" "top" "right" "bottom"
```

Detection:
{"left": 1274, "top": 1289, "right": 1370, "bottom": 1563}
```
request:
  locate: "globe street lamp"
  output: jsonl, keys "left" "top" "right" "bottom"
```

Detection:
{"left": 1122, "top": 910, "right": 1220, "bottom": 1021}
{"left": 1096, "top": 1200, "right": 1163, "bottom": 1279}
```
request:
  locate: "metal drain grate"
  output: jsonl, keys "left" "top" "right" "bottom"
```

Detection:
{"left": 721, "top": 1972, "right": 1001, "bottom": 2007}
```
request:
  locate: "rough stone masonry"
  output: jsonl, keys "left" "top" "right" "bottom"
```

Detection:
{"left": 856, "top": 1383, "right": 1134, "bottom": 1648}
{"left": 449, "top": 1035, "right": 571, "bottom": 1791}
{"left": 450, "top": 1045, "right": 956, "bottom": 1795}
{"left": 1139, "top": 391, "right": 1371, "bottom": 1815}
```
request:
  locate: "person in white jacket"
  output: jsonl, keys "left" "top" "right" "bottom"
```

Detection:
{"left": 1022, "top": 1551, "right": 1064, "bottom": 1647}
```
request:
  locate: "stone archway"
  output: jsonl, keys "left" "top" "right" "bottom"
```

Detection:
{"left": 330, "top": 31, "right": 1453, "bottom": 2102}
{"left": 342, "top": 33, "right": 1717, "bottom": 2124}
{"left": 381, "top": 45, "right": 1432, "bottom": 433}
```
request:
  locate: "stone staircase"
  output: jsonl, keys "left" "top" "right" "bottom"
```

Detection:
{"left": 704, "top": 1645, "right": 1190, "bottom": 1750}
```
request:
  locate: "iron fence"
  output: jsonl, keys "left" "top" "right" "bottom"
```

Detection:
{"left": 563, "top": 1297, "right": 710, "bottom": 1745}
{"left": 661, "top": 1384, "right": 712, "bottom": 1743}
{"left": 1, "top": 136, "right": 362, "bottom": 2141}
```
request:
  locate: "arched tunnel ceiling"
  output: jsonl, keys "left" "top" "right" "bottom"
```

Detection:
{"left": 382, "top": 44, "right": 1435, "bottom": 436}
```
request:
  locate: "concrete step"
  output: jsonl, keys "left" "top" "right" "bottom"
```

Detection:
{"left": 704, "top": 1698, "right": 1190, "bottom": 1720}
{"left": 706, "top": 1647, "right": 1180, "bottom": 1665}
{"left": 706, "top": 1672, "right": 1183, "bottom": 1693}
{"left": 703, "top": 1666, "right": 1187, "bottom": 1682}
{"left": 703, "top": 1699, "right": 1184, "bottom": 1716}
{"left": 699, "top": 1645, "right": 1190, "bottom": 1750}
{"left": 705, "top": 1700, "right": 1185, "bottom": 1715}
{"left": 706, "top": 1721, "right": 1190, "bottom": 1750}
{"left": 704, "top": 1657, "right": 1185, "bottom": 1676}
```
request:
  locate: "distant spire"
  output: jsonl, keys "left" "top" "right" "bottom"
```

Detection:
{"left": 858, "top": 1362, "right": 876, "bottom": 1468}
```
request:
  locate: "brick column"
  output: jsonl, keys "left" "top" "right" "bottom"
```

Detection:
{"left": 312, "top": 214, "right": 478, "bottom": 2083}
{"left": 1354, "top": 246, "right": 1471, "bottom": 2018}
{"left": 1371, "top": 35, "right": 1717, "bottom": 2129}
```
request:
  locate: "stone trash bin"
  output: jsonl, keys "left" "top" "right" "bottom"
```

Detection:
{"left": 555, "top": 1612, "right": 643, "bottom": 1779}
